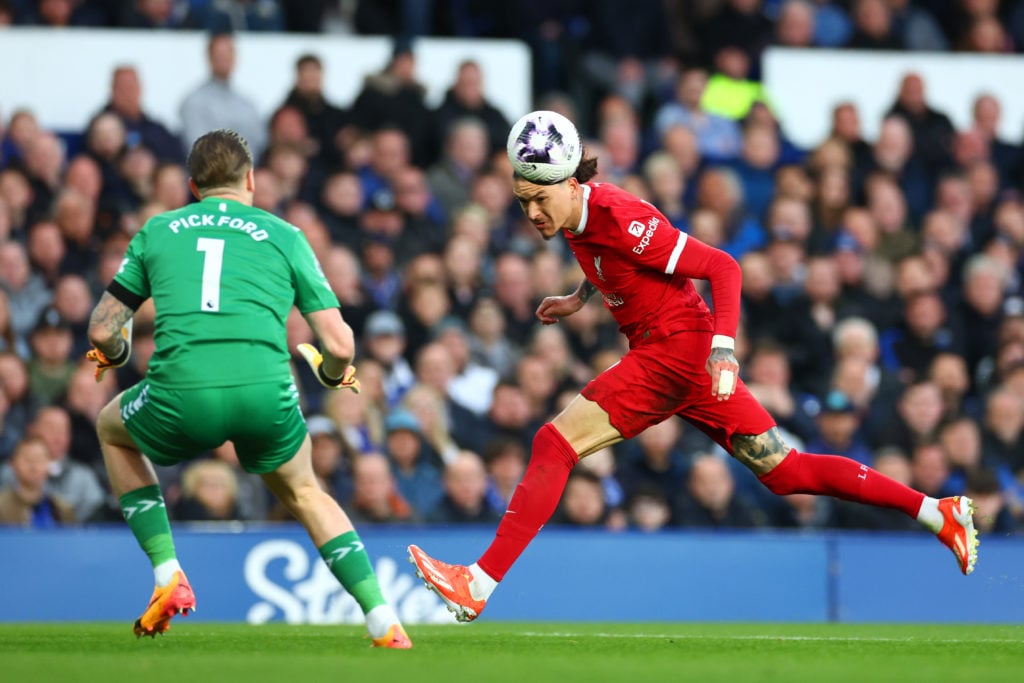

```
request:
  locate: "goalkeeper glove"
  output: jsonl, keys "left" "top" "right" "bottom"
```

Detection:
{"left": 296, "top": 343, "right": 361, "bottom": 393}
{"left": 86, "top": 319, "right": 133, "bottom": 382}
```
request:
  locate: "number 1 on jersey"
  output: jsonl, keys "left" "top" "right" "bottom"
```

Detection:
{"left": 196, "top": 237, "right": 224, "bottom": 312}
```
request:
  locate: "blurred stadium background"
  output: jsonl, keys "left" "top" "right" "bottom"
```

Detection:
{"left": 0, "top": 0, "right": 1023, "bottom": 625}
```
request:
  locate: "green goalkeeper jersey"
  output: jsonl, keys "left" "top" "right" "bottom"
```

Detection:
{"left": 113, "top": 197, "right": 339, "bottom": 389}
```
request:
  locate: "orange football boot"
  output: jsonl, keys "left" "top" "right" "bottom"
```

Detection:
{"left": 133, "top": 570, "right": 196, "bottom": 638}
{"left": 935, "top": 496, "right": 980, "bottom": 575}
{"left": 407, "top": 545, "right": 486, "bottom": 623}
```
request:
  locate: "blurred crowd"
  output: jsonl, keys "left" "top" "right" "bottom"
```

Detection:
{"left": 0, "top": 1, "right": 1022, "bottom": 538}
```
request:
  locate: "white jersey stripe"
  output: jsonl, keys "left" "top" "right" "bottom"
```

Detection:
{"left": 665, "top": 231, "right": 688, "bottom": 274}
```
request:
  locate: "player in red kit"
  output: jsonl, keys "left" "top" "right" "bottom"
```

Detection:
{"left": 408, "top": 111, "right": 978, "bottom": 623}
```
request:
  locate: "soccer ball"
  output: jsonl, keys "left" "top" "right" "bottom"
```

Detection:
{"left": 506, "top": 110, "right": 581, "bottom": 184}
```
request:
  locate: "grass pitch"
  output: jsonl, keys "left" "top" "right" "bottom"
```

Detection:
{"left": 2, "top": 622, "right": 1022, "bottom": 683}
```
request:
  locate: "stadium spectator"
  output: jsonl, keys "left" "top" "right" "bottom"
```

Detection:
{"left": 63, "top": 360, "right": 114, "bottom": 468}
{"left": 695, "top": 166, "right": 765, "bottom": 259}
{"left": 481, "top": 435, "right": 526, "bottom": 511}
{"left": 426, "top": 450, "right": 502, "bottom": 524}
{"left": 0, "top": 352, "right": 34, "bottom": 441}
{"left": 26, "top": 220, "right": 64, "bottom": 286}
{"left": 698, "top": 0, "right": 774, "bottom": 67}
{"left": 184, "top": 0, "right": 284, "bottom": 33}
{"left": 173, "top": 459, "right": 240, "bottom": 521}
{"left": 207, "top": 441, "right": 270, "bottom": 522}
{"left": 180, "top": 34, "right": 266, "bottom": 159}
{"left": 909, "top": 440, "right": 952, "bottom": 498}
{"left": 674, "top": 453, "right": 766, "bottom": 528}
{"left": 876, "top": 380, "right": 947, "bottom": 453}
{"left": 26, "top": 306, "right": 75, "bottom": 405}
{"left": 400, "top": 381, "right": 463, "bottom": 467}
{"left": 774, "top": 0, "right": 817, "bottom": 49}
{"left": 616, "top": 417, "right": 690, "bottom": 505}
{"left": 466, "top": 296, "right": 518, "bottom": 377}
{"left": 350, "top": 40, "right": 433, "bottom": 168}
{"left": 653, "top": 68, "right": 743, "bottom": 161}
{"left": 0, "top": 436, "right": 75, "bottom": 526}
{"left": 279, "top": 54, "right": 349, "bottom": 169}
{"left": 434, "top": 60, "right": 510, "bottom": 156}
{"left": 806, "top": 390, "right": 872, "bottom": 465}
{"left": 384, "top": 407, "right": 443, "bottom": 516}
{"left": 99, "top": 66, "right": 183, "bottom": 163}
{"left": 22, "top": 132, "right": 65, "bottom": 222}
{"left": 0, "top": 405, "right": 105, "bottom": 522}
{"left": 427, "top": 117, "right": 490, "bottom": 222}
{"left": 361, "top": 310, "right": 414, "bottom": 407}
{"left": 742, "top": 341, "right": 817, "bottom": 442}
{"left": 550, "top": 468, "right": 614, "bottom": 528}
{"left": 886, "top": 73, "right": 956, "bottom": 174}
{"left": 981, "top": 388, "right": 1024, "bottom": 474}
{"left": 1, "top": 240, "right": 50, "bottom": 340}
{"left": 347, "top": 451, "right": 417, "bottom": 524}
{"left": 887, "top": 0, "right": 949, "bottom": 51}
{"left": 120, "top": 0, "right": 189, "bottom": 29}
{"left": 625, "top": 485, "right": 673, "bottom": 532}
{"left": 964, "top": 468, "right": 1018, "bottom": 535}
{"left": 846, "top": 0, "right": 902, "bottom": 50}
{"left": 390, "top": 166, "right": 447, "bottom": 264}
{"left": 970, "top": 93, "right": 1021, "bottom": 187}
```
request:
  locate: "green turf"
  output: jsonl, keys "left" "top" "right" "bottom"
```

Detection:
{"left": 2, "top": 622, "right": 1022, "bottom": 683}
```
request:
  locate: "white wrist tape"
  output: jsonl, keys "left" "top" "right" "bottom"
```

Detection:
{"left": 711, "top": 335, "right": 735, "bottom": 351}
{"left": 718, "top": 369, "right": 736, "bottom": 395}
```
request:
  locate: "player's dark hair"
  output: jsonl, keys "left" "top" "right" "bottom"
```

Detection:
{"left": 510, "top": 147, "right": 599, "bottom": 186}
{"left": 187, "top": 129, "right": 253, "bottom": 193}
{"left": 572, "top": 151, "right": 599, "bottom": 183}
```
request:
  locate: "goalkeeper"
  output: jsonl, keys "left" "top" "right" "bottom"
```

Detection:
{"left": 86, "top": 129, "right": 410, "bottom": 648}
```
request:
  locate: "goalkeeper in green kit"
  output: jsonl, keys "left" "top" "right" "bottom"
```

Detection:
{"left": 86, "top": 129, "right": 411, "bottom": 648}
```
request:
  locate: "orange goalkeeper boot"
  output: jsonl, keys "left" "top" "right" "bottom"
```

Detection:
{"left": 371, "top": 623, "right": 413, "bottom": 649}
{"left": 935, "top": 496, "right": 980, "bottom": 575}
{"left": 133, "top": 570, "right": 196, "bottom": 637}
{"left": 408, "top": 545, "right": 486, "bottom": 623}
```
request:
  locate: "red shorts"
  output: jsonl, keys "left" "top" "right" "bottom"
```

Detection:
{"left": 580, "top": 329, "right": 776, "bottom": 453}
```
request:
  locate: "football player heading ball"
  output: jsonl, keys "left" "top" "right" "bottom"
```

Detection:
{"left": 408, "top": 110, "right": 979, "bottom": 623}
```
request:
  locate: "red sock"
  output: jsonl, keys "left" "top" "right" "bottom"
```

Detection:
{"left": 477, "top": 423, "right": 578, "bottom": 581}
{"left": 758, "top": 449, "right": 925, "bottom": 518}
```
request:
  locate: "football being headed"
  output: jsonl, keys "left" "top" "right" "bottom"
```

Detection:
{"left": 507, "top": 110, "right": 581, "bottom": 185}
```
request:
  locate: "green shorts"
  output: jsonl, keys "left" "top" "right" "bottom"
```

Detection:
{"left": 120, "top": 378, "right": 307, "bottom": 474}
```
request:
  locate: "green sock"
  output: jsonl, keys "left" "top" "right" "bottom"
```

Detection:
{"left": 319, "top": 531, "right": 387, "bottom": 613}
{"left": 119, "top": 485, "right": 177, "bottom": 568}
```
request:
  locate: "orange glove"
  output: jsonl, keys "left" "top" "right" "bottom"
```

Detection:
{"left": 296, "top": 343, "right": 361, "bottom": 393}
{"left": 86, "top": 320, "right": 133, "bottom": 382}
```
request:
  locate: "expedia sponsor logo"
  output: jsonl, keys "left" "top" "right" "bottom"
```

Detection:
{"left": 631, "top": 217, "right": 660, "bottom": 255}
{"left": 627, "top": 220, "right": 644, "bottom": 237}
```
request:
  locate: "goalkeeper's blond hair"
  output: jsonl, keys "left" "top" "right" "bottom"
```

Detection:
{"left": 187, "top": 129, "right": 253, "bottom": 196}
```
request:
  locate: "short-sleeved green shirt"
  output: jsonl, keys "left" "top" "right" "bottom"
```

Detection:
{"left": 114, "top": 197, "right": 338, "bottom": 388}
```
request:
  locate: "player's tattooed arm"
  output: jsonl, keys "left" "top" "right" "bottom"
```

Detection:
{"left": 88, "top": 291, "right": 135, "bottom": 361}
{"left": 730, "top": 427, "right": 788, "bottom": 475}
{"left": 577, "top": 279, "right": 598, "bottom": 303}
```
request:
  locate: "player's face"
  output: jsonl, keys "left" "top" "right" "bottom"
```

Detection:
{"left": 512, "top": 177, "right": 579, "bottom": 240}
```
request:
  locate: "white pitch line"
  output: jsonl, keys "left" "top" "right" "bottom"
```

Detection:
{"left": 519, "top": 632, "right": 1023, "bottom": 644}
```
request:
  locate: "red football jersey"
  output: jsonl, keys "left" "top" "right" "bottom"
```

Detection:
{"left": 565, "top": 182, "right": 738, "bottom": 345}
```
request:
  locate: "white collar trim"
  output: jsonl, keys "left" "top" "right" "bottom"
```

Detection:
{"left": 568, "top": 184, "right": 591, "bottom": 235}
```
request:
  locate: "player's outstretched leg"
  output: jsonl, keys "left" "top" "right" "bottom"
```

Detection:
{"left": 262, "top": 438, "right": 411, "bottom": 649}
{"left": 747, "top": 433, "right": 981, "bottom": 575}
{"left": 932, "top": 495, "right": 980, "bottom": 575}
{"left": 98, "top": 398, "right": 196, "bottom": 637}
{"left": 408, "top": 545, "right": 490, "bottom": 622}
